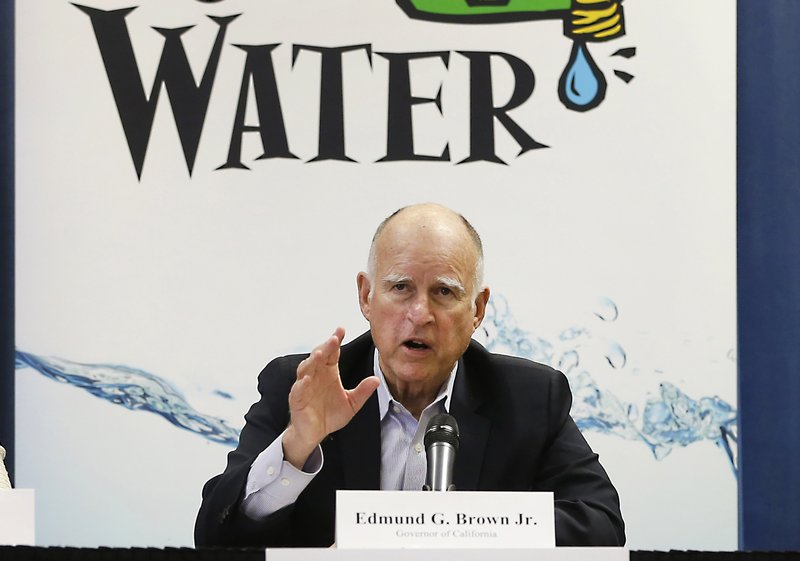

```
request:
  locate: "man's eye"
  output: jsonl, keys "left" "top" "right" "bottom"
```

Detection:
{"left": 437, "top": 287, "right": 453, "bottom": 297}
{"left": 393, "top": 283, "right": 407, "bottom": 291}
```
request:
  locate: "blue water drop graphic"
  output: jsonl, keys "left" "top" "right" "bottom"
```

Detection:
{"left": 559, "top": 41, "right": 607, "bottom": 112}
{"left": 594, "top": 297, "right": 619, "bottom": 322}
{"left": 558, "top": 350, "right": 580, "bottom": 373}
{"left": 604, "top": 341, "right": 627, "bottom": 369}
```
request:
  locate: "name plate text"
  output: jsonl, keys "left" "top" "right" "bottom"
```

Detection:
{"left": 336, "top": 490, "right": 554, "bottom": 549}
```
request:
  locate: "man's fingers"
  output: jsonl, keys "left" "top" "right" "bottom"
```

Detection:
{"left": 288, "top": 376, "right": 310, "bottom": 408}
{"left": 347, "top": 376, "right": 380, "bottom": 414}
{"left": 296, "top": 352, "right": 320, "bottom": 380}
{"left": 319, "top": 328, "right": 345, "bottom": 366}
{"left": 296, "top": 328, "right": 345, "bottom": 379}
{"left": 332, "top": 326, "right": 345, "bottom": 345}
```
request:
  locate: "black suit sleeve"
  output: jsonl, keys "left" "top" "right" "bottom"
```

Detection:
{"left": 194, "top": 354, "right": 306, "bottom": 547}
{"left": 537, "top": 371, "right": 626, "bottom": 546}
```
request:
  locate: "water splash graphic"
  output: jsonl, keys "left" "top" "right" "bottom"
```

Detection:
{"left": 479, "top": 295, "right": 738, "bottom": 475}
{"left": 15, "top": 295, "right": 737, "bottom": 475}
{"left": 15, "top": 350, "right": 241, "bottom": 447}
{"left": 558, "top": 41, "right": 607, "bottom": 111}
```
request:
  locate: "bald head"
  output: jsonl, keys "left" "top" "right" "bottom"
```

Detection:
{"left": 366, "top": 204, "right": 485, "bottom": 297}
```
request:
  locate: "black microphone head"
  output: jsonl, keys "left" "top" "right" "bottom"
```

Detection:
{"left": 424, "top": 413, "right": 460, "bottom": 451}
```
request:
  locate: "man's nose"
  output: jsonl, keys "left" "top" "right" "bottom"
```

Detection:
{"left": 406, "top": 295, "right": 434, "bottom": 325}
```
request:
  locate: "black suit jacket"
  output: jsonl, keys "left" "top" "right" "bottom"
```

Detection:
{"left": 195, "top": 332, "right": 625, "bottom": 547}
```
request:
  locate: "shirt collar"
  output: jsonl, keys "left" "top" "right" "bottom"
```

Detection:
{"left": 373, "top": 348, "right": 457, "bottom": 420}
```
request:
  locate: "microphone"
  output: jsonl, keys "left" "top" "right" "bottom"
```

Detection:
{"left": 423, "top": 413, "right": 459, "bottom": 491}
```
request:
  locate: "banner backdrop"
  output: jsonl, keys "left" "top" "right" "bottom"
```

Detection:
{"left": 14, "top": 0, "right": 737, "bottom": 550}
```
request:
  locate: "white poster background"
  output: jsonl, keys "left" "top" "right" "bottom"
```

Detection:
{"left": 15, "top": 0, "right": 736, "bottom": 550}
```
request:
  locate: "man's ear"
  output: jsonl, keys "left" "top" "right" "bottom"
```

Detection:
{"left": 472, "top": 287, "right": 490, "bottom": 330}
{"left": 357, "top": 272, "right": 372, "bottom": 321}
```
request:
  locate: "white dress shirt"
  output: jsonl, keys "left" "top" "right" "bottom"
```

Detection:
{"left": 241, "top": 350, "right": 456, "bottom": 520}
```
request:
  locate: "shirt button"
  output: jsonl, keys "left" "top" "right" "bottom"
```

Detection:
{"left": 414, "top": 443, "right": 423, "bottom": 454}
{"left": 280, "top": 478, "right": 290, "bottom": 486}
{"left": 267, "top": 466, "right": 275, "bottom": 476}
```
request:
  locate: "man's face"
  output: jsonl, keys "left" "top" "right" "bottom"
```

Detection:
{"left": 357, "top": 211, "right": 489, "bottom": 394}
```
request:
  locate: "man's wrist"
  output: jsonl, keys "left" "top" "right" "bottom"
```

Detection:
{"left": 282, "top": 424, "right": 322, "bottom": 470}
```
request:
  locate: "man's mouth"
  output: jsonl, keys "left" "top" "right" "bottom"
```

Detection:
{"left": 403, "top": 339, "right": 430, "bottom": 350}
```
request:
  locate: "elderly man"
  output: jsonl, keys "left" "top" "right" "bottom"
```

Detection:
{"left": 195, "top": 203, "right": 624, "bottom": 547}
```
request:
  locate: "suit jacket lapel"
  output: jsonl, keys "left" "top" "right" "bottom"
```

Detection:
{"left": 450, "top": 357, "right": 491, "bottom": 491}
{"left": 335, "top": 335, "right": 381, "bottom": 490}
{"left": 337, "top": 393, "right": 381, "bottom": 490}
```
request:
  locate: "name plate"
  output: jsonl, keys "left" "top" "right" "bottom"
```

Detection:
{"left": 267, "top": 548, "right": 629, "bottom": 561}
{"left": 336, "top": 490, "right": 554, "bottom": 549}
{"left": 0, "top": 489, "right": 36, "bottom": 545}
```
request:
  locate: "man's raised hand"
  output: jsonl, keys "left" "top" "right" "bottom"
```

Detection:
{"left": 282, "top": 328, "right": 380, "bottom": 469}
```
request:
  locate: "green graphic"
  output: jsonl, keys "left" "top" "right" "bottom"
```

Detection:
{"left": 400, "top": 0, "right": 572, "bottom": 19}
{"left": 403, "top": 0, "right": 570, "bottom": 18}
{"left": 396, "top": 0, "right": 631, "bottom": 111}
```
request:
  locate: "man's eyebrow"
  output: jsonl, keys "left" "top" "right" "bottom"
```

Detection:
{"left": 381, "top": 273, "right": 412, "bottom": 285}
{"left": 436, "top": 276, "right": 466, "bottom": 296}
